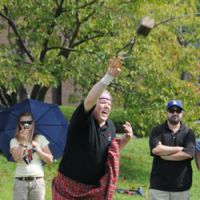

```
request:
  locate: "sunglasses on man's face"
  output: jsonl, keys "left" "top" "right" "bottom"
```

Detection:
{"left": 19, "top": 120, "right": 33, "bottom": 126}
{"left": 168, "top": 107, "right": 182, "bottom": 114}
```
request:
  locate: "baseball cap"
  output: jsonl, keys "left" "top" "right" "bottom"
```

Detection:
{"left": 166, "top": 100, "right": 184, "bottom": 110}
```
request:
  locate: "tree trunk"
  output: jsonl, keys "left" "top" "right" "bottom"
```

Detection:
{"left": 31, "top": 84, "right": 49, "bottom": 101}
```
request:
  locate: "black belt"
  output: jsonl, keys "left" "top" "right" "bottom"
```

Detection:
{"left": 16, "top": 176, "right": 43, "bottom": 181}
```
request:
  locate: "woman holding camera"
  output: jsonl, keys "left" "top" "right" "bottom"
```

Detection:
{"left": 10, "top": 112, "right": 53, "bottom": 200}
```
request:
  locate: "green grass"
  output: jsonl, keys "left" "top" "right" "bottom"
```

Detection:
{"left": 1, "top": 138, "right": 200, "bottom": 199}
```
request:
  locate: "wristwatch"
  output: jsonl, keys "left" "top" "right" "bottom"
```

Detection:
{"left": 19, "top": 143, "right": 27, "bottom": 148}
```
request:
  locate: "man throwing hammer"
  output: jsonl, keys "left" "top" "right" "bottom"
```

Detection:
{"left": 52, "top": 57, "right": 133, "bottom": 200}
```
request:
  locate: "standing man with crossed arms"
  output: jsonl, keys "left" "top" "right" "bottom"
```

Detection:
{"left": 149, "top": 100, "right": 196, "bottom": 200}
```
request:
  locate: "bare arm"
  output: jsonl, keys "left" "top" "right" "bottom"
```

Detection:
{"left": 10, "top": 128, "right": 29, "bottom": 162}
{"left": 195, "top": 151, "right": 200, "bottom": 170}
{"left": 10, "top": 145, "right": 26, "bottom": 162}
{"left": 152, "top": 142, "right": 184, "bottom": 156}
{"left": 119, "top": 121, "right": 133, "bottom": 150}
{"left": 161, "top": 151, "right": 192, "bottom": 161}
{"left": 10, "top": 143, "right": 53, "bottom": 164}
{"left": 35, "top": 146, "right": 53, "bottom": 164}
{"left": 153, "top": 142, "right": 192, "bottom": 161}
{"left": 84, "top": 58, "right": 121, "bottom": 111}
{"left": 195, "top": 140, "right": 200, "bottom": 170}
{"left": 32, "top": 141, "right": 53, "bottom": 164}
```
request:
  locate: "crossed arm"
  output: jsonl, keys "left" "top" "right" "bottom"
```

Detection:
{"left": 152, "top": 141, "right": 192, "bottom": 161}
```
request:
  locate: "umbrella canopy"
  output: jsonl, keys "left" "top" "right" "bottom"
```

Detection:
{"left": 0, "top": 99, "right": 68, "bottom": 161}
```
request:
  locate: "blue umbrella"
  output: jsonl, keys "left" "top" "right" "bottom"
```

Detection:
{"left": 0, "top": 99, "right": 68, "bottom": 161}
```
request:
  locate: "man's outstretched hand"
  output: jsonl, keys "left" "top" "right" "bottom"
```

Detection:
{"left": 107, "top": 57, "right": 122, "bottom": 78}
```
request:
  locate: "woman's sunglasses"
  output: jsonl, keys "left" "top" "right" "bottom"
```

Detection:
{"left": 19, "top": 120, "right": 33, "bottom": 125}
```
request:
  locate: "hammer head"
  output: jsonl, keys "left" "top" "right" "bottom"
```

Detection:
{"left": 137, "top": 16, "right": 154, "bottom": 36}
{"left": 116, "top": 16, "right": 154, "bottom": 60}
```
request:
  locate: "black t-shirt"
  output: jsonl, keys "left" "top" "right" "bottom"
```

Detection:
{"left": 149, "top": 121, "right": 196, "bottom": 191}
{"left": 58, "top": 103, "right": 116, "bottom": 185}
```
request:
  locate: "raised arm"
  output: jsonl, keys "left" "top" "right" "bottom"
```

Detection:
{"left": 119, "top": 121, "right": 133, "bottom": 150}
{"left": 84, "top": 58, "right": 122, "bottom": 112}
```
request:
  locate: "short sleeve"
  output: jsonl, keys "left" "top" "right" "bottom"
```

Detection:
{"left": 71, "top": 102, "right": 95, "bottom": 125}
{"left": 182, "top": 129, "right": 196, "bottom": 157}
{"left": 149, "top": 126, "right": 162, "bottom": 153}
{"left": 10, "top": 138, "right": 19, "bottom": 150}
{"left": 37, "top": 135, "right": 49, "bottom": 148}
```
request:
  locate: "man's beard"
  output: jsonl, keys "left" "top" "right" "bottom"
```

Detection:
{"left": 168, "top": 115, "right": 181, "bottom": 125}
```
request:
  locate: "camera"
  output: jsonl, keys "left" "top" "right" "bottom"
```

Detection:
{"left": 24, "top": 123, "right": 30, "bottom": 129}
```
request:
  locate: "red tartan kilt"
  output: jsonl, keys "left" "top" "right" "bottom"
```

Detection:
{"left": 52, "top": 173, "right": 105, "bottom": 200}
{"left": 52, "top": 138, "right": 120, "bottom": 200}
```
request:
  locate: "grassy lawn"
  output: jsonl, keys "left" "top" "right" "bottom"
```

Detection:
{"left": 0, "top": 138, "right": 200, "bottom": 199}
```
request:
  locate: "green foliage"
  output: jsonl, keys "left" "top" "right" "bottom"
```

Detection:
{"left": 116, "top": 1, "right": 200, "bottom": 137}
{"left": 0, "top": 0, "right": 200, "bottom": 135}
{"left": 64, "top": 0, "right": 200, "bottom": 137}
{"left": 59, "top": 105, "right": 75, "bottom": 121}
{"left": 109, "top": 108, "right": 126, "bottom": 133}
